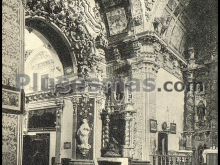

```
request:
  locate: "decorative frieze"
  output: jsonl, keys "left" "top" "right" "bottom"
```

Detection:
{"left": 25, "top": 91, "right": 56, "bottom": 103}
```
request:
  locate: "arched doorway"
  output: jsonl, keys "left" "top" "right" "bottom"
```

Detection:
{"left": 23, "top": 19, "right": 76, "bottom": 164}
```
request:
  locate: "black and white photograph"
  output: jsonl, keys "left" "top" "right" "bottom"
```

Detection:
{"left": 2, "top": 0, "right": 218, "bottom": 165}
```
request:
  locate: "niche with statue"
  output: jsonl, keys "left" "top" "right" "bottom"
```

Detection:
{"left": 76, "top": 98, "right": 95, "bottom": 160}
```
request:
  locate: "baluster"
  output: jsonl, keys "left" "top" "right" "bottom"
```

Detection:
{"left": 176, "top": 156, "right": 178, "bottom": 165}
{"left": 156, "top": 155, "right": 159, "bottom": 165}
{"left": 165, "top": 155, "right": 167, "bottom": 165}
{"left": 185, "top": 156, "right": 189, "bottom": 165}
{"left": 170, "top": 156, "right": 173, "bottom": 165}
{"left": 183, "top": 156, "right": 186, "bottom": 165}
{"left": 179, "top": 157, "right": 182, "bottom": 165}
{"left": 168, "top": 156, "right": 171, "bottom": 165}
{"left": 158, "top": 155, "right": 160, "bottom": 165}
{"left": 160, "top": 155, "right": 163, "bottom": 165}
{"left": 153, "top": 155, "right": 156, "bottom": 165}
{"left": 189, "top": 156, "right": 192, "bottom": 165}
{"left": 163, "top": 155, "right": 166, "bottom": 165}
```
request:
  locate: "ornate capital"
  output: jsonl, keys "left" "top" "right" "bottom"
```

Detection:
{"left": 130, "top": 58, "right": 160, "bottom": 75}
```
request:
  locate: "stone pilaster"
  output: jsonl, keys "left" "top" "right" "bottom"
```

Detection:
{"left": 129, "top": 40, "right": 160, "bottom": 161}
{"left": 55, "top": 100, "right": 65, "bottom": 164}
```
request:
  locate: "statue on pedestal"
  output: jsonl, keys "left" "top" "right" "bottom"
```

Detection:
{"left": 77, "top": 118, "right": 91, "bottom": 156}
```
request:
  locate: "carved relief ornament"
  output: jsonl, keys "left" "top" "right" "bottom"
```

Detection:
{"left": 131, "top": 0, "right": 143, "bottom": 27}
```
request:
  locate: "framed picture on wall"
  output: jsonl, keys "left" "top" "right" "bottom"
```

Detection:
{"left": 150, "top": 119, "right": 157, "bottom": 133}
{"left": 2, "top": 88, "right": 21, "bottom": 112}
{"left": 170, "top": 123, "right": 176, "bottom": 134}
{"left": 64, "top": 142, "right": 71, "bottom": 149}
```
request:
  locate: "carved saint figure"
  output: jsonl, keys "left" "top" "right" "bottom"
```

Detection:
{"left": 197, "top": 100, "right": 206, "bottom": 122}
{"left": 77, "top": 118, "right": 91, "bottom": 149}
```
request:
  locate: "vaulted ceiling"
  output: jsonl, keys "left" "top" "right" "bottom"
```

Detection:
{"left": 96, "top": 0, "right": 217, "bottom": 58}
{"left": 184, "top": 0, "right": 218, "bottom": 60}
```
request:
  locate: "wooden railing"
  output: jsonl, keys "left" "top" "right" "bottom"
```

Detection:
{"left": 150, "top": 154, "right": 192, "bottom": 165}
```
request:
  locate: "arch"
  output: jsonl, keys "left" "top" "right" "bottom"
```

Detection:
{"left": 24, "top": 0, "right": 108, "bottom": 77}
{"left": 25, "top": 17, "right": 77, "bottom": 74}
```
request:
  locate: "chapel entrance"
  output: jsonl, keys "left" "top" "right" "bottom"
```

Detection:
{"left": 158, "top": 132, "right": 168, "bottom": 155}
{"left": 158, "top": 132, "right": 169, "bottom": 165}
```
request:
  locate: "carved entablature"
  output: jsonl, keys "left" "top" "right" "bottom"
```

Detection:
{"left": 25, "top": 0, "right": 108, "bottom": 78}
{"left": 25, "top": 91, "right": 56, "bottom": 103}
{"left": 119, "top": 33, "right": 186, "bottom": 79}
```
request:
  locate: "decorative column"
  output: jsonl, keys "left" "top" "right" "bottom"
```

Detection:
{"left": 102, "top": 110, "right": 111, "bottom": 149}
{"left": 55, "top": 99, "right": 65, "bottom": 165}
{"left": 183, "top": 47, "right": 196, "bottom": 150}
{"left": 71, "top": 97, "right": 79, "bottom": 159}
{"left": 120, "top": 103, "right": 136, "bottom": 158}
{"left": 101, "top": 102, "right": 111, "bottom": 155}
{"left": 22, "top": 105, "right": 29, "bottom": 135}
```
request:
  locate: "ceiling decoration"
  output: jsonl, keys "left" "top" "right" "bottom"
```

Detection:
{"left": 106, "top": 7, "right": 128, "bottom": 36}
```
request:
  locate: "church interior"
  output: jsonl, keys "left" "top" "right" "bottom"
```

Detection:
{"left": 2, "top": 0, "right": 218, "bottom": 165}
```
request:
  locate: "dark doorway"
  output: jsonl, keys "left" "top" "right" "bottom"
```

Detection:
{"left": 158, "top": 132, "right": 169, "bottom": 165}
{"left": 158, "top": 132, "right": 168, "bottom": 155}
{"left": 23, "top": 134, "right": 50, "bottom": 165}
